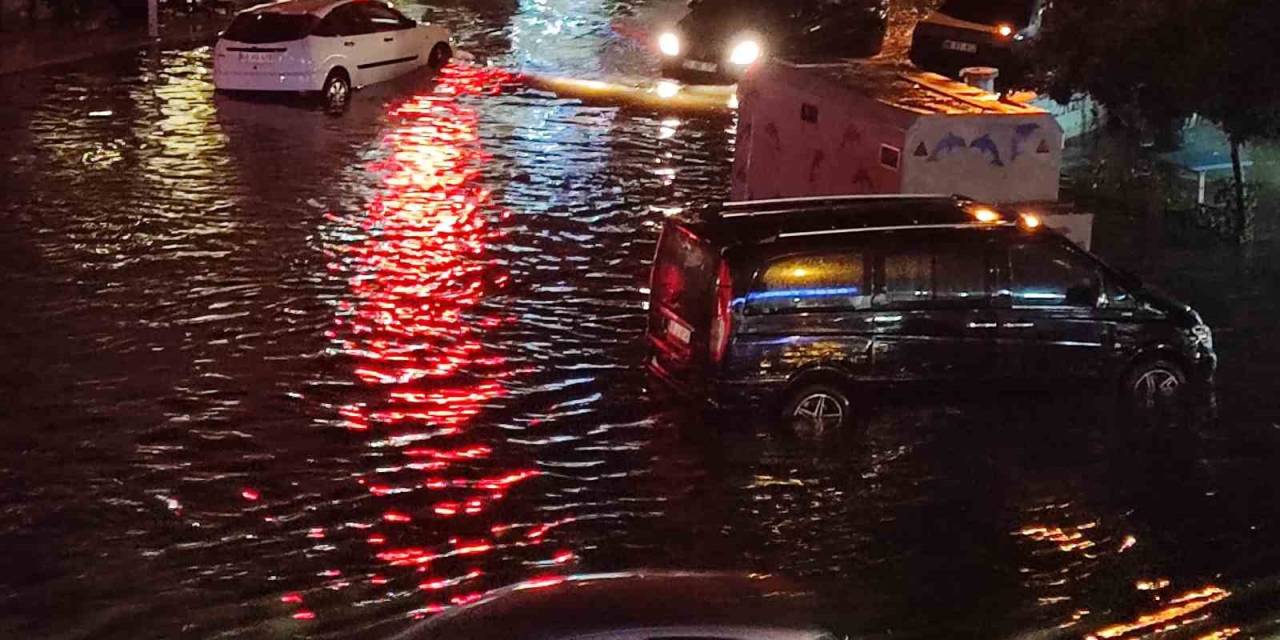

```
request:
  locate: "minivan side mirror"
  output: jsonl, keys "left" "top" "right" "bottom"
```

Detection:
{"left": 1064, "top": 278, "right": 1101, "bottom": 307}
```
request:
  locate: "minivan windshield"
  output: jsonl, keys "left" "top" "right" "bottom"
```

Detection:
{"left": 938, "top": 0, "right": 1036, "bottom": 27}
{"left": 223, "top": 12, "right": 319, "bottom": 43}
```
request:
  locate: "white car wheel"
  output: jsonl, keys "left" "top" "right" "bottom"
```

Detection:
{"left": 322, "top": 69, "right": 351, "bottom": 110}
{"left": 428, "top": 42, "right": 452, "bottom": 70}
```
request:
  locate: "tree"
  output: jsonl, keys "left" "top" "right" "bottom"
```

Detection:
{"left": 1033, "top": 0, "right": 1211, "bottom": 137}
{"left": 1195, "top": 0, "right": 1280, "bottom": 227}
{"left": 1031, "top": 0, "right": 1280, "bottom": 236}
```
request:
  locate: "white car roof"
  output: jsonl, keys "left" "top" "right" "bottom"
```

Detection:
{"left": 241, "top": 0, "right": 361, "bottom": 17}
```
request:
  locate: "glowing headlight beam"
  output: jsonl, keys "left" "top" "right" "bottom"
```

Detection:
{"left": 729, "top": 39, "right": 761, "bottom": 66}
{"left": 658, "top": 32, "right": 681, "bottom": 57}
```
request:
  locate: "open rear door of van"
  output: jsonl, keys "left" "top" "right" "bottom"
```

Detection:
{"left": 647, "top": 220, "right": 718, "bottom": 393}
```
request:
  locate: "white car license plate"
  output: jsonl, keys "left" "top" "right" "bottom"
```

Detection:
{"left": 667, "top": 319, "right": 692, "bottom": 344}
{"left": 239, "top": 52, "right": 278, "bottom": 63}
{"left": 942, "top": 40, "right": 978, "bottom": 53}
{"left": 682, "top": 59, "right": 717, "bottom": 73}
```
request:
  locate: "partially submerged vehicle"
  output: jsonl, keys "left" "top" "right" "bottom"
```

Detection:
{"left": 909, "top": 0, "right": 1049, "bottom": 84}
{"left": 658, "top": 0, "right": 888, "bottom": 84}
{"left": 213, "top": 0, "right": 452, "bottom": 108}
{"left": 647, "top": 195, "right": 1216, "bottom": 437}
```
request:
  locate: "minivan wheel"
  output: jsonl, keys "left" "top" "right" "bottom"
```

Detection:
{"left": 321, "top": 69, "right": 351, "bottom": 111}
{"left": 428, "top": 42, "right": 452, "bottom": 70}
{"left": 1122, "top": 359, "right": 1188, "bottom": 414}
{"left": 783, "top": 384, "right": 853, "bottom": 440}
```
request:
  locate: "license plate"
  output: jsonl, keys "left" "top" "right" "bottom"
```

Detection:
{"left": 682, "top": 59, "right": 717, "bottom": 73}
{"left": 667, "top": 319, "right": 692, "bottom": 344}
{"left": 239, "top": 52, "right": 277, "bottom": 63}
{"left": 942, "top": 40, "right": 978, "bottom": 53}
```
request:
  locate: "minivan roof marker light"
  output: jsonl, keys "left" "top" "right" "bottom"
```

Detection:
{"left": 972, "top": 207, "right": 1002, "bottom": 224}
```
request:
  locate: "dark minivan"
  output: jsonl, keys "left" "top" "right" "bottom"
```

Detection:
{"left": 647, "top": 195, "right": 1216, "bottom": 436}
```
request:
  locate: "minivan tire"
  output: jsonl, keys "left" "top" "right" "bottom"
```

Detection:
{"left": 782, "top": 384, "right": 854, "bottom": 440}
{"left": 1121, "top": 358, "right": 1188, "bottom": 415}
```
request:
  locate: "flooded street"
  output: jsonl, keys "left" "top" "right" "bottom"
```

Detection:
{"left": 3, "top": 1, "right": 1280, "bottom": 638}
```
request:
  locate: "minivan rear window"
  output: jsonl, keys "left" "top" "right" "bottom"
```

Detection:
{"left": 223, "top": 12, "right": 319, "bottom": 43}
{"left": 748, "top": 252, "right": 867, "bottom": 314}
{"left": 652, "top": 224, "right": 716, "bottom": 323}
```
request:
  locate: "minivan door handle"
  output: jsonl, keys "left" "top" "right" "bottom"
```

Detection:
{"left": 344, "top": 40, "right": 356, "bottom": 47}
{"left": 383, "top": 36, "right": 394, "bottom": 42}
{"left": 967, "top": 322, "right": 999, "bottom": 329}
{"left": 1003, "top": 322, "right": 1036, "bottom": 329}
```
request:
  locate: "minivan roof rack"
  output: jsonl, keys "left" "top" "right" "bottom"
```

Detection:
{"left": 686, "top": 194, "right": 1016, "bottom": 246}
{"left": 710, "top": 194, "right": 965, "bottom": 221}
{"left": 720, "top": 193, "right": 958, "bottom": 211}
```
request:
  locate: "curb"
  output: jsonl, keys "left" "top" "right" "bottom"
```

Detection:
{"left": 0, "top": 18, "right": 229, "bottom": 76}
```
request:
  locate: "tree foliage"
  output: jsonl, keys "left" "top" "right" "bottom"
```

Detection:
{"left": 1032, "top": 0, "right": 1280, "bottom": 144}
{"left": 1194, "top": 0, "right": 1280, "bottom": 145}
{"left": 1032, "top": 0, "right": 1280, "bottom": 226}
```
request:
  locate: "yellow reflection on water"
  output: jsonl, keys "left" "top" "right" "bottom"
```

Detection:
{"left": 1017, "top": 522, "right": 1099, "bottom": 553}
{"left": 1196, "top": 626, "right": 1241, "bottom": 640}
{"left": 523, "top": 74, "right": 737, "bottom": 114}
{"left": 1085, "top": 586, "right": 1230, "bottom": 640}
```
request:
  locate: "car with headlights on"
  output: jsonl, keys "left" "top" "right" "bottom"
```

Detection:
{"left": 389, "top": 571, "right": 834, "bottom": 640}
{"left": 213, "top": 0, "right": 452, "bottom": 108}
{"left": 909, "top": 0, "right": 1048, "bottom": 84}
{"left": 647, "top": 195, "right": 1216, "bottom": 438}
{"left": 658, "top": 0, "right": 888, "bottom": 84}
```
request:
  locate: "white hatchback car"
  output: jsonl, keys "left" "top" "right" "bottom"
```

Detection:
{"left": 213, "top": 0, "right": 451, "bottom": 106}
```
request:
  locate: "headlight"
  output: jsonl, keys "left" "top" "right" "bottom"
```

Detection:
{"left": 658, "top": 32, "right": 681, "bottom": 57}
{"left": 997, "top": 24, "right": 1014, "bottom": 37}
{"left": 729, "top": 39, "right": 762, "bottom": 66}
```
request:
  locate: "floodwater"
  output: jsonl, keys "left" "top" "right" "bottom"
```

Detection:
{"left": 2, "top": 1, "right": 1280, "bottom": 639}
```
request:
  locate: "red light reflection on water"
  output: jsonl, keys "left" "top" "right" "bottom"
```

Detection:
{"left": 303, "top": 64, "right": 573, "bottom": 621}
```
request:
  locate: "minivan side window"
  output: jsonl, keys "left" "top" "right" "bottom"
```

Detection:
{"left": 935, "top": 243, "right": 988, "bottom": 301}
{"left": 747, "top": 252, "right": 868, "bottom": 314}
{"left": 1008, "top": 241, "right": 1100, "bottom": 307}
{"left": 882, "top": 248, "right": 931, "bottom": 304}
{"left": 876, "top": 237, "right": 989, "bottom": 307}
{"left": 1103, "top": 278, "right": 1138, "bottom": 309}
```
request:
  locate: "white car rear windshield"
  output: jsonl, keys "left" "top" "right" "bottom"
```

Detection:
{"left": 223, "top": 13, "right": 319, "bottom": 44}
